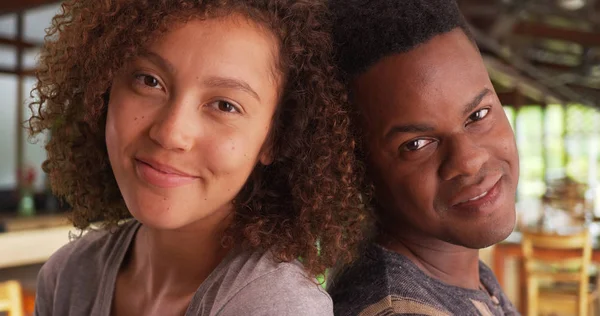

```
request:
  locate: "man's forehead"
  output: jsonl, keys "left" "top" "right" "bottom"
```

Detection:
{"left": 353, "top": 37, "right": 489, "bottom": 113}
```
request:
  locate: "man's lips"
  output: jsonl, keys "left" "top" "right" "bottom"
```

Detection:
{"left": 449, "top": 174, "right": 503, "bottom": 208}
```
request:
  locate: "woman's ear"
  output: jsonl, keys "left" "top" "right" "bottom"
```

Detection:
{"left": 259, "top": 128, "right": 275, "bottom": 165}
{"left": 259, "top": 143, "right": 274, "bottom": 165}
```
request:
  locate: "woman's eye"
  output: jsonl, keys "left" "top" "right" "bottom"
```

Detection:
{"left": 135, "top": 74, "right": 162, "bottom": 89}
{"left": 209, "top": 100, "right": 240, "bottom": 114}
{"left": 401, "top": 138, "right": 435, "bottom": 152}
{"left": 468, "top": 108, "right": 490, "bottom": 123}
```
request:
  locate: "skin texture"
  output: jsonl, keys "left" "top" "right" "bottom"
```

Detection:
{"left": 353, "top": 29, "right": 519, "bottom": 289}
{"left": 108, "top": 16, "right": 280, "bottom": 316}
{"left": 106, "top": 17, "right": 278, "bottom": 232}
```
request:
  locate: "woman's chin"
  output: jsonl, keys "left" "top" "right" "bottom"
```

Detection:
{"left": 124, "top": 198, "right": 194, "bottom": 229}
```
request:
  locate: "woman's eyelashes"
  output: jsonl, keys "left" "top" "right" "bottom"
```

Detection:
{"left": 133, "top": 73, "right": 164, "bottom": 91}
{"left": 207, "top": 100, "right": 242, "bottom": 114}
{"left": 131, "top": 70, "right": 244, "bottom": 115}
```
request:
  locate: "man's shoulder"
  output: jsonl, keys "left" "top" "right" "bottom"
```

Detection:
{"left": 328, "top": 244, "right": 450, "bottom": 315}
{"left": 329, "top": 244, "right": 501, "bottom": 316}
{"left": 328, "top": 243, "right": 435, "bottom": 292}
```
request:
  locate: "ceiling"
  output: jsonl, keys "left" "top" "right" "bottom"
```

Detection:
{"left": 0, "top": 0, "right": 599, "bottom": 107}
{"left": 457, "top": 0, "right": 600, "bottom": 108}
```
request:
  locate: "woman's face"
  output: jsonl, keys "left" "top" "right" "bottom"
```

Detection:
{"left": 105, "top": 15, "right": 281, "bottom": 230}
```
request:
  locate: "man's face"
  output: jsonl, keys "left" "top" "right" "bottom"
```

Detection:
{"left": 353, "top": 29, "right": 519, "bottom": 249}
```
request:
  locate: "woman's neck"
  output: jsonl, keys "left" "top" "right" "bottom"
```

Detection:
{"left": 125, "top": 207, "right": 234, "bottom": 297}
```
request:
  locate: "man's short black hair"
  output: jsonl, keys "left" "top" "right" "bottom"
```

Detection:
{"left": 329, "top": 0, "right": 473, "bottom": 78}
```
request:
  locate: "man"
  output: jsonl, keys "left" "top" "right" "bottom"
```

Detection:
{"left": 327, "top": 0, "right": 520, "bottom": 315}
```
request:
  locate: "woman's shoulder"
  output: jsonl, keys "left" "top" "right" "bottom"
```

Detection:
{"left": 192, "top": 249, "right": 333, "bottom": 316}
{"left": 43, "top": 220, "right": 138, "bottom": 272}
{"left": 227, "top": 250, "right": 328, "bottom": 294}
{"left": 37, "top": 220, "right": 139, "bottom": 294}
{"left": 34, "top": 220, "right": 139, "bottom": 315}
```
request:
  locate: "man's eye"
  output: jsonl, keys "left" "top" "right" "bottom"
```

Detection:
{"left": 401, "top": 138, "right": 435, "bottom": 152}
{"left": 468, "top": 108, "right": 490, "bottom": 123}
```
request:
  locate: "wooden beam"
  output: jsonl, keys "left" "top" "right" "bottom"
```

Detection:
{"left": 566, "top": 85, "right": 600, "bottom": 104}
{"left": 459, "top": 3, "right": 499, "bottom": 17}
{"left": 16, "top": 12, "right": 24, "bottom": 191}
{"left": 21, "top": 68, "right": 36, "bottom": 76}
{"left": 0, "top": 67, "right": 17, "bottom": 75}
{"left": 0, "top": 67, "right": 36, "bottom": 76}
{"left": 541, "top": 103, "right": 548, "bottom": 182}
{"left": 0, "top": 67, "right": 19, "bottom": 75}
{"left": 468, "top": 17, "right": 496, "bottom": 32}
{"left": 513, "top": 22, "right": 600, "bottom": 47}
{"left": 497, "top": 91, "right": 539, "bottom": 106}
{"left": 531, "top": 60, "right": 579, "bottom": 72}
{"left": 0, "top": 36, "right": 40, "bottom": 49}
{"left": 0, "top": 0, "right": 60, "bottom": 16}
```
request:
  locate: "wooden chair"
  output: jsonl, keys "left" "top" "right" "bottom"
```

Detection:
{"left": 522, "top": 229, "right": 598, "bottom": 316}
{"left": 0, "top": 280, "right": 24, "bottom": 316}
{"left": 22, "top": 288, "right": 35, "bottom": 316}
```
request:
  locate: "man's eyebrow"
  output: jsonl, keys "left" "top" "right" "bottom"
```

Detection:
{"left": 463, "top": 88, "right": 492, "bottom": 116}
{"left": 385, "top": 123, "right": 435, "bottom": 140}
{"left": 382, "top": 89, "right": 493, "bottom": 141}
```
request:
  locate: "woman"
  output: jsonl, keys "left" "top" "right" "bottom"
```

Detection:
{"left": 29, "top": 0, "right": 368, "bottom": 315}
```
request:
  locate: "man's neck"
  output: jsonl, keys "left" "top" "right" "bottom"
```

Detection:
{"left": 377, "top": 231, "right": 481, "bottom": 289}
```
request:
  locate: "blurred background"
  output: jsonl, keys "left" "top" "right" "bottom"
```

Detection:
{"left": 0, "top": 0, "right": 600, "bottom": 315}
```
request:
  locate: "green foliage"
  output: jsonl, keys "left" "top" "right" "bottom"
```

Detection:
{"left": 508, "top": 103, "right": 600, "bottom": 199}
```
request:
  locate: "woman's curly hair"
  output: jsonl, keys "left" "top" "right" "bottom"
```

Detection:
{"left": 27, "top": 0, "right": 372, "bottom": 277}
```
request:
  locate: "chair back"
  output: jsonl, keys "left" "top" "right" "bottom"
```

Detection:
{"left": 0, "top": 280, "right": 24, "bottom": 316}
{"left": 522, "top": 229, "right": 592, "bottom": 316}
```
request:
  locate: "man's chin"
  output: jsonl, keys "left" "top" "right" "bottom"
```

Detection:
{"left": 459, "top": 220, "right": 516, "bottom": 249}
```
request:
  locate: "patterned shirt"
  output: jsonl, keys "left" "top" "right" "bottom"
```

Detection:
{"left": 328, "top": 243, "right": 520, "bottom": 316}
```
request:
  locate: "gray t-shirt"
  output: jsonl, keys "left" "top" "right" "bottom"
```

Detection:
{"left": 34, "top": 220, "right": 333, "bottom": 316}
{"left": 328, "top": 244, "right": 519, "bottom": 316}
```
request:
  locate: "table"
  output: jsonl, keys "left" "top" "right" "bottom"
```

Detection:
{"left": 0, "top": 214, "right": 73, "bottom": 269}
{"left": 0, "top": 213, "right": 69, "bottom": 232}
{"left": 0, "top": 225, "right": 73, "bottom": 269}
